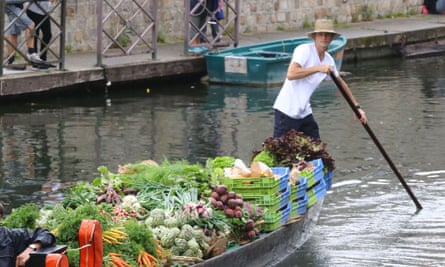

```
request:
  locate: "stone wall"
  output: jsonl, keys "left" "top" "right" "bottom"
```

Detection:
{"left": 64, "top": 0, "right": 423, "bottom": 52}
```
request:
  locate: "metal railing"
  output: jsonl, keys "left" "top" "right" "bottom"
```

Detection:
{"left": 2, "top": 0, "right": 240, "bottom": 76}
{"left": 1, "top": 0, "right": 66, "bottom": 75}
{"left": 184, "top": 0, "right": 239, "bottom": 55}
{"left": 96, "top": 0, "right": 158, "bottom": 66}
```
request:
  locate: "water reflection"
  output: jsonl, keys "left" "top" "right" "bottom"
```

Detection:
{"left": 0, "top": 56, "right": 444, "bottom": 266}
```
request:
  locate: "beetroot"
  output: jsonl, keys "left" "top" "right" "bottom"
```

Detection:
{"left": 225, "top": 208, "right": 234, "bottom": 218}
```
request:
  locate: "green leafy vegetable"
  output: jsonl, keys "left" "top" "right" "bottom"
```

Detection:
{"left": 0, "top": 203, "right": 40, "bottom": 229}
{"left": 253, "top": 130, "right": 335, "bottom": 172}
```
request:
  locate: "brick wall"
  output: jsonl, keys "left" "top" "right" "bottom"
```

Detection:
{"left": 60, "top": 0, "right": 424, "bottom": 52}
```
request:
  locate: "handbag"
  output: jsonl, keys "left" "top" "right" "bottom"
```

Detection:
{"left": 216, "top": 8, "right": 224, "bottom": 20}
{"left": 78, "top": 220, "right": 103, "bottom": 267}
{"left": 46, "top": 253, "right": 69, "bottom": 267}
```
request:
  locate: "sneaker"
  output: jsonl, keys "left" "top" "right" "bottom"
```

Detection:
{"left": 32, "top": 63, "right": 50, "bottom": 70}
{"left": 27, "top": 53, "right": 45, "bottom": 64}
{"left": 7, "top": 54, "right": 15, "bottom": 65}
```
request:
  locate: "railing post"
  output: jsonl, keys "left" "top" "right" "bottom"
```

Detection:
{"left": 0, "top": 0, "right": 4, "bottom": 76}
{"left": 234, "top": 0, "right": 239, "bottom": 47}
{"left": 152, "top": 0, "right": 158, "bottom": 60}
{"left": 60, "top": 0, "right": 66, "bottom": 70}
{"left": 184, "top": 0, "right": 190, "bottom": 56}
{"left": 96, "top": 0, "right": 103, "bottom": 66}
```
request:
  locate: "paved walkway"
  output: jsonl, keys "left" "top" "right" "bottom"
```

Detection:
{"left": 1, "top": 15, "right": 445, "bottom": 97}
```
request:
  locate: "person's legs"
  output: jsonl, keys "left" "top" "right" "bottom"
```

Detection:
{"left": 27, "top": 10, "right": 52, "bottom": 61}
{"left": 299, "top": 114, "right": 320, "bottom": 140}
{"left": 273, "top": 110, "right": 320, "bottom": 140}
{"left": 210, "top": 21, "right": 220, "bottom": 41}
{"left": 5, "top": 5, "right": 43, "bottom": 64}
{"left": 7, "top": 35, "right": 19, "bottom": 64}
{"left": 436, "top": 0, "right": 445, "bottom": 13}
{"left": 39, "top": 17, "right": 52, "bottom": 61}
{"left": 273, "top": 109, "right": 306, "bottom": 138}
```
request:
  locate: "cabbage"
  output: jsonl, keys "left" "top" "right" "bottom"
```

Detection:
{"left": 178, "top": 224, "right": 194, "bottom": 241}
{"left": 174, "top": 238, "right": 188, "bottom": 252}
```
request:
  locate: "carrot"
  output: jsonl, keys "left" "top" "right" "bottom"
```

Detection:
{"left": 145, "top": 252, "right": 157, "bottom": 262}
{"left": 141, "top": 254, "right": 150, "bottom": 266}
{"left": 137, "top": 253, "right": 142, "bottom": 267}
{"left": 110, "top": 254, "right": 131, "bottom": 267}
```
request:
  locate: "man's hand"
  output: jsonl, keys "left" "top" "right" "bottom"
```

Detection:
{"left": 16, "top": 243, "right": 40, "bottom": 267}
{"left": 355, "top": 108, "right": 368, "bottom": 124}
{"left": 16, "top": 248, "right": 32, "bottom": 267}
{"left": 318, "top": 64, "right": 333, "bottom": 73}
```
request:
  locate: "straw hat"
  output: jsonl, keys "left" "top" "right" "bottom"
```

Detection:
{"left": 307, "top": 19, "right": 340, "bottom": 38}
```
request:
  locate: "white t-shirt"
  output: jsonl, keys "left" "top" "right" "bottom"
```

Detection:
{"left": 273, "top": 42, "right": 338, "bottom": 119}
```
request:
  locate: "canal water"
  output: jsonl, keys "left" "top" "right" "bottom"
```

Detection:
{"left": 1, "top": 56, "right": 444, "bottom": 266}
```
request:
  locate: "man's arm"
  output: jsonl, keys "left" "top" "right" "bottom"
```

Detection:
{"left": 286, "top": 62, "right": 335, "bottom": 80}
{"left": 14, "top": 228, "right": 56, "bottom": 267}
{"left": 336, "top": 75, "right": 368, "bottom": 124}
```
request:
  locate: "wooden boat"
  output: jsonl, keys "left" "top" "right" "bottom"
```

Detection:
{"left": 204, "top": 36, "right": 347, "bottom": 87}
{"left": 191, "top": 167, "right": 333, "bottom": 267}
{"left": 192, "top": 200, "right": 324, "bottom": 267}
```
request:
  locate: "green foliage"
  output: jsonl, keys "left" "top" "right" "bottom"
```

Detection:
{"left": 117, "top": 29, "right": 132, "bottom": 48}
{"left": 1, "top": 203, "right": 40, "bottom": 229}
{"left": 62, "top": 181, "right": 97, "bottom": 209}
{"left": 302, "top": 17, "right": 312, "bottom": 29}
{"left": 122, "top": 159, "right": 211, "bottom": 196}
{"left": 43, "top": 203, "right": 113, "bottom": 267}
{"left": 251, "top": 150, "right": 276, "bottom": 167}
{"left": 207, "top": 156, "right": 236, "bottom": 169}
{"left": 206, "top": 156, "right": 236, "bottom": 186}
{"left": 125, "top": 220, "right": 158, "bottom": 256}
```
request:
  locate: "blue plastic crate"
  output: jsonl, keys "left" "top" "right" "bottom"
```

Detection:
{"left": 301, "top": 159, "right": 324, "bottom": 188}
{"left": 281, "top": 201, "right": 292, "bottom": 224}
{"left": 279, "top": 184, "right": 291, "bottom": 209}
{"left": 290, "top": 176, "right": 307, "bottom": 201}
{"left": 307, "top": 178, "right": 327, "bottom": 208}
{"left": 271, "top": 167, "right": 290, "bottom": 192}
{"left": 263, "top": 201, "right": 291, "bottom": 223}
{"left": 291, "top": 193, "right": 308, "bottom": 216}
{"left": 261, "top": 201, "right": 292, "bottom": 232}
{"left": 323, "top": 171, "right": 334, "bottom": 190}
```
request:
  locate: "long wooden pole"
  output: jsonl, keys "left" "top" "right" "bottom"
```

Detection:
{"left": 330, "top": 72, "right": 423, "bottom": 210}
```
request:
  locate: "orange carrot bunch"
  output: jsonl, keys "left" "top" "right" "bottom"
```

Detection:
{"left": 156, "top": 242, "right": 170, "bottom": 260}
{"left": 109, "top": 253, "right": 131, "bottom": 267}
{"left": 137, "top": 250, "right": 158, "bottom": 267}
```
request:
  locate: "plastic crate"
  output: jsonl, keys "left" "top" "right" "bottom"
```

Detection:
{"left": 223, "top": 167, "right": 289, "bottom": 195}
{"left": 263, "top": 201, "right": 291, "bottom": 223}
{"left": 301, "top": 159, "right": 324, "bottom": 188}
{"left": 279, "top": 184, "right": 291, "bottom": 208}
{"left": 307, "top": 178, "right": 327, "bottom": 208}
{"left": 242, "top": 184, "right": 290, "bottom": 210}
{"left": 272, "top": 167, "right": 290, "bottom": 192}
{"left": 324, "top": 171, "right": 334, "bottom": 190}
{"left": 290, "top": 176, "right": 307, "bottom": 200}
{"left": 291, "top": 194, "right": 308, "bottom": 216}
{"left": 261, "top": 201, "right": 292, "bottom": 232}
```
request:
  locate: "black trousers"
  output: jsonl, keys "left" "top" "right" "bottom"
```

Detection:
{"left": 273, "top": 109, "right": 320, "bottom": 140}
{"left": 26, "top": 10, "right": 52, "bottom": 61}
